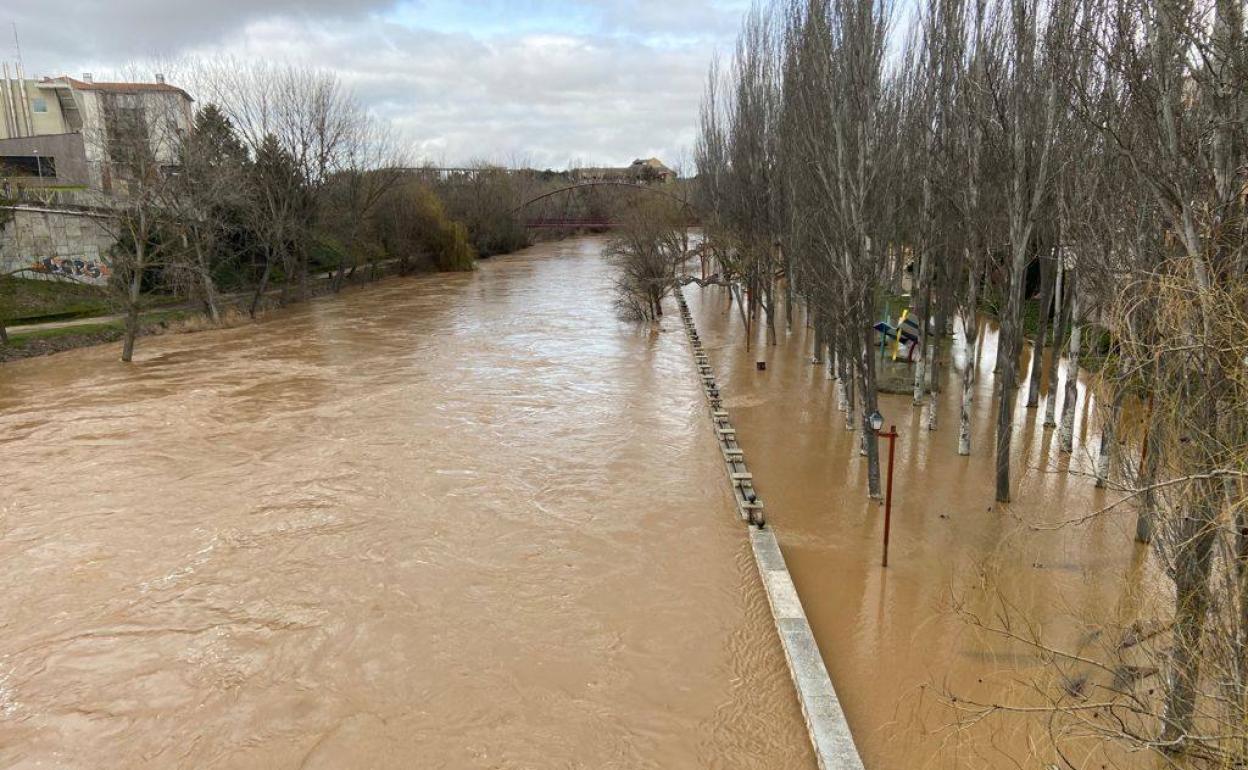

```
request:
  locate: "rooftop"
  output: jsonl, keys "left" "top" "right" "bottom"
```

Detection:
{"left": 39, "top": 76, "right": 193, "bottom": 102}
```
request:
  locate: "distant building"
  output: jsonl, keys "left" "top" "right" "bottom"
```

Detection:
{"left": 629, "top": 157, "right": 677, "bottom": 183}
{"left": 573, "top": 157, "right": 676, "bottom": 185}
{"left": 0, "top": 71, "right": 193, "bottom": 194}
{"left": 1, "top": 72, "right": 194, "bottom": 285}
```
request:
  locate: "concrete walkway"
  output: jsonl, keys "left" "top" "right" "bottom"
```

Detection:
{"left": 674, "top": 286, "right": 866, "bottom": 770}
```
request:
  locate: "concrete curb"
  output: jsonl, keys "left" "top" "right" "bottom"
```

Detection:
{"left": 674, "top": 286, "right": 866, "bottom": 770}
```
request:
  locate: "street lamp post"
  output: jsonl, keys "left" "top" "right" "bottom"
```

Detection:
{"left": 868, "top": 410, "right": 899, "bottom": 568}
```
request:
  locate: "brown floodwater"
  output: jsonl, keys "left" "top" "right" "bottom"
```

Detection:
{"left": 0, "top": 237, "right": 816, "bottom": 769}
{"left": 684, "top": 286, "right": 1166, "bottom": 769}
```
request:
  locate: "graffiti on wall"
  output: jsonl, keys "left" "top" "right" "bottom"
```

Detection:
{"left": 30, "top": 256, "right": 111, "bottom": 281}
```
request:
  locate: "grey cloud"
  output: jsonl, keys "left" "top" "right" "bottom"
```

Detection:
{"left": 3, "top": 0, "right": 393, "bottom": 70}
{"left": 2, "top": 1, "right": 734, "bottom": 167}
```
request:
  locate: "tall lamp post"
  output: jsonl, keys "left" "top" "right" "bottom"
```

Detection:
{"left": 869, "top": 411, "right": 899, "bottom": 567}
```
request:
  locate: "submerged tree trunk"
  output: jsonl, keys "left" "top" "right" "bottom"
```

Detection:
{"left": 838, "top": 349, "right": 849, "bottom": 412}
{"left": 862, "top": 327, "right": 882, "bottom": 498}
{"left": 764, "top": 276, "right": 778, "bottom": 346}
{"left": 1026, "top": 252, "right": 1056, "bottom": 408}
{"left": 845, "top": 360, "right": 857, "bottom": 431}
{"left": 1135, "top": 393, "right": 1160, "bottom": 543}
{"left": 1044, "top": 255, "right": 1071, "bottom": 427}
{"left": 121, "top": 257, "right": 143, "bottom": 363}
{"left": 928, "top": 289, "right": 948, "bottom": 432}
{"left": 193, "top": 238, "right": 222, "bottom": 324}
{"left": 1095, "top": 385, "right": 1124, "bottom": 488}
{"left": 958, "top": 285, "right": 981, "bottom": 456}
{"left": 1059, "top": 285, "right": 1082, "bottom": 453}
{"left": 913, "top": 248, "right": 932, "bottom": 405}
{"left": 996, "top": 242, "right": 1029, "bottom": 502}
{"left": 120, "top": 214, "right": 148, "bottom": 364}
{"left": 1161, "top": 493, "right": 1217, "bottom": 747}
{"left": 813, "top": 312, "right": 825, "bottom": 364}
{"left": 995, "top": 355, "right": 1019, "bottom": 502}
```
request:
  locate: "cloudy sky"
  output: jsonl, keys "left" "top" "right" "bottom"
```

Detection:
{"left": 3, "top": 1, "right": 748, "bottom": 169}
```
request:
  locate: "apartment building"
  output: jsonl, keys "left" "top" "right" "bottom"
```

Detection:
{"left": 0, "top": 70, "right": 193, "bottom": 194}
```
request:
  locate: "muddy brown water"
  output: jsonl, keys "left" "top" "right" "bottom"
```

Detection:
{"left": 0, "top": 233, "right": 1163, "bottom": 770}
{"left": 684, "top": 286, "right": 1164, "bottom": 769}
{"left": 0, "top": 238, "right": 814, "bottom": 769}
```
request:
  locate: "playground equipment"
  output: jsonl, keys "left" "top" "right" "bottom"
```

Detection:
{"left": 873, "top": 309, "right": 922, "bottom": 362}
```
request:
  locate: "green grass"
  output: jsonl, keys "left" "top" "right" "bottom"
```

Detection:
{"left": 10, "top": 319, "right": 121, "bottom": 342}
{"left": 7, "top": 308, "right": 189, "bottom": 342}
{"left": 0, "top": 277, "right": 112, "bottom": 323}
{"left": 2, "top": 308, "right": 196, "bottom": 361}
{"left": 1, "top": 278, "right": 189, "bottom": 326}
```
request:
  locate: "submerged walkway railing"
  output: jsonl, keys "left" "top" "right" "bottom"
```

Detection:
{"left": 674, "top": 286, "right": 866, "bottom": 770}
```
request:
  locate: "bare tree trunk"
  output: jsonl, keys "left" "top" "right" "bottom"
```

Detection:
{"left": 862, "top": 327, "right": 882, "bottom": 498}
{"left": 996, "top": 249, "right": 1028, "bottom": 502}
{"left": 838, "top": 350, "right": 849, "bottom": 412}
{"left": 1043, "top": 253, "right": 1070, "bottom": 427}
{"left": 813, "top": 312, "right": 825, "bottom": 363}
{"left": 1059, "top": 284, "right": 1081, "bottom": 453}
{"left": 333, "top": 259, "right": 349, "bottom": 292}
{"left": 994, "top": 314, "right": 1009, "bottom": 375}
{"left": 995, "top": 356, "right": 1019, "bottom": 502}
{"left": 845, "top": 359, "right": 857, "bottom": 431}
{"left": 927, "top": 287, "right": 947, "bottom": 431}
{"left": 782, "top": 246, "right": 794, "bottom": 332}
{"left": 121, "top": 261, "right": 143, "bottom": 363}
{"left": 193, "top": 239, "right": 222, "bottom": 324}
{"left": 1237, "top": 487, "right": 1248, "bottom": 693}
{"left": 1026, "top": 251, "right": 1056, "bottom": 407}
{"left": 1095, "top": 386, "right": 1124, "bottom": 488}
{"left": 1161, "top": 494, "right": 1217, "bottom": 747}
{"left": 743, "top": 285, "right": 753, "bottom": 353}
{"left": 120, "top": 217, "right": 147, "bottom": 363}
{"left": 250, "top": 250, "right": 274, "bottom": 318}
{"left": 958, "top": 260, "right": 982, "bottom": 455}
{"left": 1135, "top": 393, "right": 1159, "bottom": 543}
{"left": 766, "top": 287, "right": 778, "bottom": 345}
{"left": 913, "top": 249, "right": 932, "bottom": 405}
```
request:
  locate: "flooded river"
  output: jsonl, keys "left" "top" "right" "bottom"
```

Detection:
{"left": 0, "top": 238, "right": 814, "bottom": 769}
{"left": 1, "top": 234, "right": 1164, "bottom": 770}
{"left": 684, "top": 286, "right": 1160, "bottom": 769}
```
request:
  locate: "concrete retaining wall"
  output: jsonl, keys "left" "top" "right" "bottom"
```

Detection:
{"left": 0, "top": 206, "right": 115, "bottom": 284}
{"left": 674, "top": 285, "right": 866, "bottom": 770}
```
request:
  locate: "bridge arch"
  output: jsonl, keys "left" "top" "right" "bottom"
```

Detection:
{"left": 511, "top": 181, "right": 699, "bottom": 229}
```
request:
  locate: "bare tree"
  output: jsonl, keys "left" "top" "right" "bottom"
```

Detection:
{"left": 81, "top": 85, "right": 190, "bottom": 361}
{"left": 605, "top": 197, "right": 689, "bottom": 321}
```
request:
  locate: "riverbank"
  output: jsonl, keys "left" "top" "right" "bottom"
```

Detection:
{"left": 0, "top": 258, "right": 465, "bottom": 364}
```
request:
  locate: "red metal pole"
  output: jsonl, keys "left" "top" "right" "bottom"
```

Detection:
{"left": 882, "top": 426, "right": 897, "bottom": 568}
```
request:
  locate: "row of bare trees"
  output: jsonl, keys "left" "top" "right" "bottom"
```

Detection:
{"left": 696, "top": 0, "right": 1244, "bottom": 763}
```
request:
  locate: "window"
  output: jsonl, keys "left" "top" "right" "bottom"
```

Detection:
{"left": 0, "top": 156, "right": 56, "bottom": 177}
{"left": 31, "top": 97, "right": 48, "bottom": 113}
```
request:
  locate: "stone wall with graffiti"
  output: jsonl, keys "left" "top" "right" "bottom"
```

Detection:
{"left": 0, "top": 206, "right": 116, "bottom": 285}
